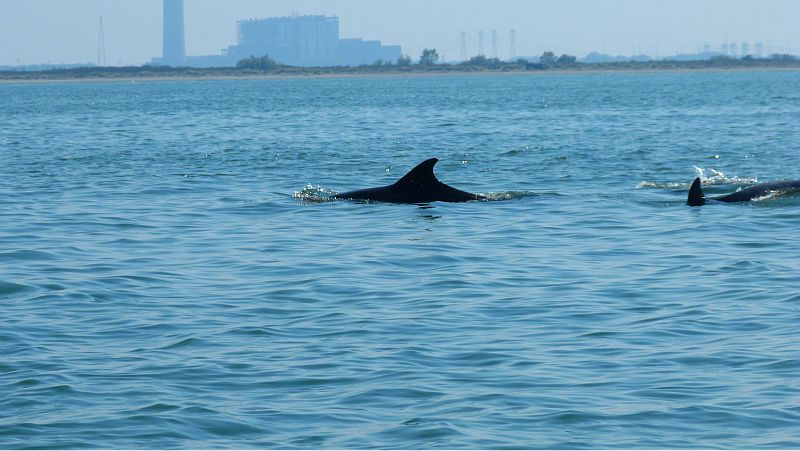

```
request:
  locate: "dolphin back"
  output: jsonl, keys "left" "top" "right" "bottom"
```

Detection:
{"left": 333, "top": 158, "right": 484, "bottom": 203}
{"left": 717, "top": 179, "right": 800, "bottom": 203}
{"left": 392, "top": 158, "right": 483, "bottom": 202}
{"left": 688, "top": 177, "right": 800, "bottom": 206}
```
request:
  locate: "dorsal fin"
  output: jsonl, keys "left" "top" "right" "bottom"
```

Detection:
{"left": 393, "top": 158, "right": 440, "bottom": 187}
{"left": 687, "top": 177, "right": 706, "bottom": 206}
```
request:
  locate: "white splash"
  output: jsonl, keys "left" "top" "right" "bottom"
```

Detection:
{"left": 693, "top": 166, "right": 758, "bottom": 185}
{"left": 292, "top": 184, "right": 337, "bottom": 202}
{"left": 636, "top": 181, "right": 685, "bottom": 189}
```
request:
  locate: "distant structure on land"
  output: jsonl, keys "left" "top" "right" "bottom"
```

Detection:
{"left": 754, "top": 42, "right": 764, "bottom": 58}
{"left": 152, "top": 1, "right": 401, "bottom": 67}
{"left": 459, "top": 29, "right": 518, "bottom": 61}
{"left": 233, "top": 16, "right": 340, "bottom": 66}
{"left": 97, "top": 16, "right": 106, "bottom": 67}
{"left": 509, "top": 29, "right": 516, "bottom": 60}
{"left": 153, "top": 0, "right": 186, "bottom": 66}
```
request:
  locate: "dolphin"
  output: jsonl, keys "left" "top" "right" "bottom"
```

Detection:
{"left": 332, "top": 158, "right": 485, "bottom": 203}
{"left": 687, "top": 177, "right": 800, "bottom": 206}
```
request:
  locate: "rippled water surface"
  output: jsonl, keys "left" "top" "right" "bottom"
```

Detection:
{"left": 2, "top": 71, "right": 800, "bottom": 449}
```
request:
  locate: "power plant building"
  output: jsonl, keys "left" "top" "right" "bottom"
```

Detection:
{"left": 232, "top": 16, "right": 340, "bottom": 67}
{"left": 154, "top": 8, "right": 402, "bottom": 67}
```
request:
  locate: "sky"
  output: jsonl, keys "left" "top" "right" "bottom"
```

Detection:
{"left": 0, "top": 0, "right": 798, "bottom": 66}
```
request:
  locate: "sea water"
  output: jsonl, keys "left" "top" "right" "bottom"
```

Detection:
{"left": 1, "top": 71, "right": 799, "bottom": 448}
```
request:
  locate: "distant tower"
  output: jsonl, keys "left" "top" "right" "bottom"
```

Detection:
{"left": 97, "top": 16, "right": 106, "bottom": 67}
{"left": 162, "top": 0, "right": 186, "bottom": 65}
{"left": 510, "top": 29, "right": 516, "bottom": 59}
{"left": 755, "top": 42, "right": 763, "bottom": 58}
{"left": 730, "top": 42, "right": 738, "bottom": 58}
{"left": 478, "top": 30, "right": 484, "bottom": 56}
{"left": 741, "top": 42, "right": 750, "bottom": 57}
{"left": 460, "top": 31, "right": 466, "bottom": 61}
{"left": 491, "top": 30, "right": 498, "bottom": 58}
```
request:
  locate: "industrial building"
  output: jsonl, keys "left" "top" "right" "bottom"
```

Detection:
{"left": 231, "top": 16, "right": 340, "bottom": 67}
{"left": 337, "top": 38, "right": 402, "bottom": 66}
{"left": 152, "top": 1, "right": 401, "bottom": 68}
{"left": 220, "top": 15, "right": 401, "bottom": 67}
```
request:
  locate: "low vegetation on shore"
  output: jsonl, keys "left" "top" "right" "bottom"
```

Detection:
{"left": 2, "top": 50, "right": 798, "bottom": 81}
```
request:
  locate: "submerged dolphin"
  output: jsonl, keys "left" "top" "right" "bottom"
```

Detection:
{"left": 332, "top": 158, "right": 485, "bottom": 203}
{"left": 687, "top": 177, "right": 800, "bottom": 206}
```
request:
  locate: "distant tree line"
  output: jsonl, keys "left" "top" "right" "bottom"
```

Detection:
{"left": 234, "top": 48, "right": 794, "bottom": 73}
{"left": 236, "top": 55, "right": 279, "bottom": 70}
{"left": 419, "top": 49, "right": 440, "bottom": 65}
{"left": 769, "top": 53, "right": 797, "bottom": 61}
{"left": 536, "top": 51, "right": 576, "bottom": 66}
{"left": 4, "top": 50, "right": 798, "bottom": 81}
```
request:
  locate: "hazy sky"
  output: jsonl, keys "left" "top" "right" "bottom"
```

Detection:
{"left": 1, "top": 0, "right": 798, "bottom": 66}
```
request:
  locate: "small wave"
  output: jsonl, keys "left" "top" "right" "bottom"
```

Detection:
{"left": 500, "top": 146, "right": 535, "bottom": 156}
{"left": 0, "top": 249, "right": 57, "bottom": 261}
{"left": 157, "top": 337, "right": 206, "bottom": 350}
{"left": 482, "top": 191, "right": 541, "bottom": 201}
{"left": 132, "top": 403, "right": 182, "bottom": 414}
{"left": 0, "top": 280, "right": 37, "bottom": 297}
{"left": 751, "top": 189, "right": 800, "bottom": 203}
{"left": 638, "top": 168, "right": 758, "bottom": 190}
{"left": 751, "top": 192, "right": 781, "bottom": 202}
{"left": 293, "top": 184, "right": 337, "bottom": 203}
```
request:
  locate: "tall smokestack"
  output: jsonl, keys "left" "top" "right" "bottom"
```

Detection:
{"left": 162, "top": 0, "right": 185, "bottom": 65}
{"left": 460, "top": 31, "right": 466, "bottom": 61}
{"left": 510, "top": 29, "right": 516, "bottom": 59}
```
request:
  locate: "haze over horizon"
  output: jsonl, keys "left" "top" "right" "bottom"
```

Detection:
{"left": 1, "top": 0, "right": 798, "bottom": 66}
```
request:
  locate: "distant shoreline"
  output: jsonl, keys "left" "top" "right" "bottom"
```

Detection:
{"left": 2, "top": 61, "right": 799, "bottom": 84}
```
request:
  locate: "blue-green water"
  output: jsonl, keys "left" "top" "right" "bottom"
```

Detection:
{"left": 1, "top": 71, "right": 799, "bottom": 449}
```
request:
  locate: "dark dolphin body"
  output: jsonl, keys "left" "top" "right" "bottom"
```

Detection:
{"left": 332, "top": 158, "right": 485, "bottom": 203}
{"left": 687, "top": 177, "right": 800, "bottom": 206}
